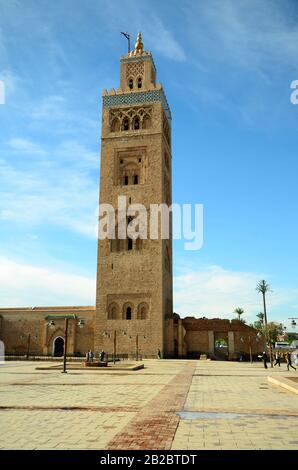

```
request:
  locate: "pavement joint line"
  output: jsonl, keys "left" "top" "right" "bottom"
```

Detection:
{"left": 0, "top": 405, "right": 140, "bottom": 412}
{"left": 177, "top": 410, "right": 298, "bottom": 419}
{"left": 106, "top": 363, "right": 197, "bottom": 450}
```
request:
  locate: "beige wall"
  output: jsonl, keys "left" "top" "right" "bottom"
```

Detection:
{"left": 0, "top": 307, "right": 95, "bottom": 356}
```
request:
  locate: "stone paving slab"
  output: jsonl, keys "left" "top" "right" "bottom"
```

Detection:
{"left": 0, "top": 409, "right": 136, "bottom": 450}
{"left": 171, "top": 361, "right": 298, "bottom": 451}
{"left": 0, "top": 360, "right": 297, "bottom": 450}
{"left": 268, "top": 375, "right": 298, "bottom": 395}
{"left": 106, "top": 362, "right": 196, "bottom": 450}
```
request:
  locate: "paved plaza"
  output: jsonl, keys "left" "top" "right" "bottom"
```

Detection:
{"left": 0, "top": 359, "right": 297, "bottom": 450}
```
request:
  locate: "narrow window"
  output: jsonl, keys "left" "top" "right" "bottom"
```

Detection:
{"left": 126, "top": 307, "right": 132, "bottom": 320}
{"left": 123, "top": 118, "right": 129, "bottom": 131}
{"left": 134, "top": 117, "right": 140, "bottom": 130}
{"left": 137, "top": 77, "right": 142, "bottom": 89}
{"left": 124, "top": 175, "right": 128, "bottom": 186}
{"left": 128, "top": 78, "right": 133, "bottom": 90}
{"left": 133, "top": 175, "right": 138, "bottom": 185}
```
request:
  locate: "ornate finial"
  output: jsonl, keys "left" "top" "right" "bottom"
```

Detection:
{"left": 135, "top": 32, "right": 143, "bottom": 53}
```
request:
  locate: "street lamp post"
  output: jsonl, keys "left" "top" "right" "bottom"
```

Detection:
{"left": 113, "top": 330, "right": 117, "bottom": 364}
{"left": 47, "top": 317, "right": 84, "bottom": 373}
{"left": 26, "top": 334, "right": 31, "bottom": 360}
{"left": 62, "top": 318, "right": 69, "bottom": 374}
{"left": 248, "top": 335, "right": 252, "bottom": 364}
{"left": 122, "top": 332, "right": 146, "bottom": 360}
{"left": 20, "top": 333, "right": 33, "bottom": 360}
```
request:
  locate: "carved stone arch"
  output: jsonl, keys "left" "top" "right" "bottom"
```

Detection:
{"left": 132, "top": 115, "right": 140, "bottom": 130}
{"left": 142, "top": 114, "right": 151, "bottom": 130}
{"left": 122, "top": 161, "right": 140, "bottom": 185}
{"left": 123, "top": 302, "right": 134, "bottom": 320}
{"left": 47, "top": 328, "right": 64, "bottom": 348}
{"left": 107, "top": 302, "right": 119, "bottom": 319}
{"left": 122, "top": 117, "right": 130, "bottom": 131}
{"left": 137, "top": 302, "right": 149, "bottom": 320}
{"left": 52, "top": 336, "right": 64, "bottom": 357}
{"left": 111, "top": 117, "right": 120, "bottom": 132}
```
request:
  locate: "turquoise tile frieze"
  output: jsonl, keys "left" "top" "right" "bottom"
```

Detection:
{"left": 103, "top": 90, "right": 171, "bottom": 121}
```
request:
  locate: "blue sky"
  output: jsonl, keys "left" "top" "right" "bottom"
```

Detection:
{"left": 0, "top": 0, "right": 298, "bottom": 328}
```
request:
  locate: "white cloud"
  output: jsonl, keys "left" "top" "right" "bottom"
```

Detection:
{"left": 0, "top": 139, "right": 99, "bottom": 238}
{"left": 94, "top": 0, "right": 186, "bottom": 62}
{"left": 174, "top": 264, "right": 298, "bottom": 324}
{"left": 184, "top": 0, "right": 298, "bottom": 73}
{"left": 144, "top": 19, "right": 186, "bottom": 62}
{"left": 0, "top": 256, "right": 95, "bottom": 307}
{"left": 8, "top": 138, "right": 47, "bottom": 156}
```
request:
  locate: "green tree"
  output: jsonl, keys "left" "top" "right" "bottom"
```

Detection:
{"left": 234, "top": 307, "right": 244, "bottom": 322}
{"left": 257, "top": 312, "right": 264, "bottom": 324}
{"left": 287, "top": 332, "right": 298, "bottom": 344}
{"left": 256, "top": 280, "right": 273, "bottom": 367}
{"left": 253, "top": 312, "right": 265, "bottom": 331}
{"left": 266, "top": 322, "right": 284, "bottom": 344}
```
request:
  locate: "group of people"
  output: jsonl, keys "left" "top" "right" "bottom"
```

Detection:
{"left": 86, "top": 349, "right": 106, "bottom": 362}
{"left": 258, "top": 350, "right": 297, "bottom": 370}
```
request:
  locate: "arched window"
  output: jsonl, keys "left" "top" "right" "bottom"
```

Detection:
{"left": 108, "top": 303, "right": 119, "bottom": 319}
{"left": 123, "top": 304, "right": 133, "bottom": 320}
{"left": 133, "top": 174, "right": 138, "bottom": 185}
{"left": 122, "top": 118, "right": 129, "bottom": 131}
{"left": 124, "top": 175, "right": 129, "bottom": 185}
{"left": 128, "top": 78, "right": 133, "bottom": 90}
{"left": 137, "top": 303, "right": 148, "bottom": 320}
{"left": 133, "top": 117, "right": 140, "bottom": 130}
{"left": 111, "top": 118, "right": 120, "bottom": 132}
{"left": 142, "top": 115, "right": 151, "bottom": 130}
{"left": 137, "top": 77, "right": 142, "bottom": 89}
{"left": 126, "top": 306, "right": 132, "bottom": 319}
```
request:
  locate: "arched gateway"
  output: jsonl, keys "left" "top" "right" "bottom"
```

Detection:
{"left": 53, "top": 337, "right": 64, "bottom": 357}
{"left": 174, "top": 317, "right": 264, "bottom": 360}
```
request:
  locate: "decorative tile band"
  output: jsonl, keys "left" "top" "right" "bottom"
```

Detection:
{"left": 120, "top": 54, "right": 156, "bottom": 72}
{"left": 103, "top": 90, "right": 171, "bottom": 122}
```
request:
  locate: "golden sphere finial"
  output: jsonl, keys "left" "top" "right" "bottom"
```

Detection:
{"left": 135, "top": 32, "right": 143, "bottom": 52}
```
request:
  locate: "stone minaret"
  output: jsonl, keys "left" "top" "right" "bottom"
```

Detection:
{"left": 95, "top": 33, "right": 173, "bottom": 358}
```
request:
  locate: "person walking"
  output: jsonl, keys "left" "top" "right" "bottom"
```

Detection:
{"left": 156, "top": 349, "right": 161, "bottom": 359}
{"left": 99, "top": 350, "right": 105, "bottom": 362}
{"left": 86, "top": 350, "right": 94, "bottom": 362}
{"left": 286, "top": 351, "right": 296, "bottom": 371}
{"left": 258, "top": 351, "right": 268, "bottom": 369}
{"left": 274, "top": 351, "right": 281, "bottom": 367}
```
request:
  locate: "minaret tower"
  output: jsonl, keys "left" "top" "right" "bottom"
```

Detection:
{"left": 95, "top": 33, "right": 173, "bottom": 358}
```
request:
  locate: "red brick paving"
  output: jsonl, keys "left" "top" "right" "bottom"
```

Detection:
{"left": 106, "top": 362, "right": 196, "bottom": 450}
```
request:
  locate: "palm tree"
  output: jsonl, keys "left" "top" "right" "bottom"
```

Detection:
{"left": 234, "top": 307, "right": 244, "bottom": 321}
{"left": 256, "top": 312, "right": 264, "bottom": 324}
{"left": 256, "top": 280, "right": 273, "bottom": 368}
